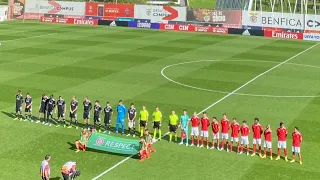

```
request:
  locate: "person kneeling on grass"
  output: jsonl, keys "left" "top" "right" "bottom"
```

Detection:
{"left": 139, "top": 137, "right": 149, "bottom": 162}
{"left": 145, "top": 129, "right": 155, "bottom": 153}
{"left": 75, "top": 128, "right": 91, "bottom": 153}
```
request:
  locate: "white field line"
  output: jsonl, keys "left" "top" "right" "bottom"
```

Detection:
{"left": 1, "top": 33, "right": 58, "bottom": 43}
{"left": 161, "top": 59, "right": 320, "bottom": 98}
{"left": 92, "top": 42, "right": 319, "bottom": 180}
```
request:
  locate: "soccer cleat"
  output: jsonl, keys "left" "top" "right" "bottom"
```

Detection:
{"left": 75, "top": 150, "right": 80, "bottom": 153}
{"left": 251, "top": 153, "right": 256, "bottom": 157}
{"left": 48, "top": 124, "right": 52, "bottom": 127}
{"left": 103, "top": 131, "right": 107, "bottom": 134}
{"left": 290, "top": 160, "right": 295, "bottom": 163}
{"left": 56, "top": 125, "right": 60, "bottom": 128}
{"left": 200, "top": 145, "right": 204, "bottom": 148}
{"left": 31, "top": 120, "right": 34, "bottom": 123}
{"left": 45, "top": 123, "right": 49, "bottom": 126}
{"left": 285, "top": 157, "right": 288, "bottom": 162}
{"left": 42, "top": 121, "right": 45, "bottom": 124}
{"left": 196, "top": 144, "right": 200, "bottom": 148}
{"left": 13, "top": 117, "right": 18, "bottom": 121}
{"left": 20, "top": 118, "right": 23, "bottom": 122}
{"left": 190, "top": 144, "right": 194, "bottom": 147}
{"left": 126, "top": 134, "right": 131, "bottom": 137}
{"left": 98, "top": 129, "right": 101, "bottom": 133}
{"left": 247, "top": 152, "right": 249, "bottom": 156}
{"left": 275, "top": 156, "right": 280, "bottom": 160}
{"left": 63, "top": 125, "right": 66, "bottom": 128}
{"left": 238, "top": 152, "right": 243, "bottom": 155}
{"left": 261, "top": 155, "right": 266, "bottom": 159}
{"left": 259, "top": 153, "right": 262, "bottom": 158}
{"left": 67, "top": 126, "right": 73, "bottom": 129}
{"left": 206, "top": 146, "right": 209, "bottom": 149}
{"left": 133, "top": 135, "right": 136, "bottom": 138}
{"left": 227, "top": 149, "right": 230, "bottom": 153}
{"left": 23, "top": 119, "right": 28, "bottom": 122}
{"left": 210, "top": 147, "right": 214, "bottom": 150}
{"left": 186, "top": 144, "right": 189, "bottom": 147}
{"left": 179, "top": 142, "right": 183, "bottom": 145}
{"left": 299, "top": 161, "right": 302, "bottom": 165}
{"left": 76, "top": 126, "right": 79, "bottom": 130}
{"left": 108, "top": 131, "right": 111, "bottom": 134}
{"left": 270, "top": 156, "right": 273, "bottom": 160}
{"left": 219, "top": 148, "right": 223, "bottom": 151}
{"left": 36, "top": 120, "right": 40, "bottom": 124}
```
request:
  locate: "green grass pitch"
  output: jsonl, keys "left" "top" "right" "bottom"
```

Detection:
{"left": 0, "top": 21, "right": 320, "bottom": 180}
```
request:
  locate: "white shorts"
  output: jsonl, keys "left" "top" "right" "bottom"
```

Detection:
{"left": 200, "top": 130, "right": 209, "bottom": 138}
{"left": 230, "top": 137, "right": 239, "bottom": 142}
{"left": 212, "top": 133, "right": 219, "bottom": 140}
{"left": 128, "top": 121, "right": 135, "bottom": 128}
{"left": 264, "top": 141, "right": 272, "bottom": 148}
{"left": 221, "top": 133, "right": 229, "bottom": 140}
{"left": 253, "top": 138, "right": 262, "bottom": 145}
{"left": 191, "top": 127, "right": 199, "bottom": 136}
{"left": 241, "top": 136, "right": 249, "bottom": 145}
{"left": 292, "top": 146, "right": 300, "bottom": 153}
{"left": 277, "top": 141, "right": 287, "bottom": 149}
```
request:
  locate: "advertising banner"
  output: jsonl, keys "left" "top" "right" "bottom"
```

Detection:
{"left": 212, "top": 27, "right": 228, "bottom": 34}
{"left": 0, "top": 6, "right": 8, "bottom": 20}
{"left": 304, "top": 15, "right": 320, "bottom": 31}
{"left": 25, "top": 0, "right": 85, "bottom": 16}
{"left": 128, "top": 22, "right": 160, "bottom": 29}
{"left": 11, "top": 0, "right": 25, "bottom": 19}
{"left": 40, "top": 17, "right": 98, "bottom": 25}
{"left": 187, "top": 8, "right": 241, "bottom": 26}
{"left": 303, "top": 33, "right": 320, "bottom": 41}
{"left": 134, "top": 5, "right": 186, "bottom": 23}
{"left": 228, "top": 28, "right": 264, "bottom": 36}
{"left": 134, "top": 19, "right": 150, "bottom": 23}
{"left": 87, "top": 133, "right": 141, "bottom": 155}
{"left": 264, "top": 31, "right": 303, "bottom": 40}
{"left": 242, "top": 11, "right": 304, "bottom": 29}
{"left": 85, "top": 16, "right": 101, "bottom": 20}
{"left": 160, "top": 24, "right": 195, "bottom": 32}
{"left": 242, "top": 25, "right": 263, "bottom": 30}
{"left": 117, "top": 18, "right": 134, "bottom": 21}
{"left": 85, "top": 2, "right": 134, "bottom": 19}
{"left": 194, "top": 26, "right": 212, "bottom": 33}
{"left": 98, "top": 20, "right": 129, "bottom": 27}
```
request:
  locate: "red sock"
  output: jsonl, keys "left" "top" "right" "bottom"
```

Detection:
{"left": 202, "top": 139, "right": 204, "bottom": 146}
{"left": 221, "top": 140, "right": 225, "bottom": 149}
{"left": 246, "top": 146, "right": 249, "bottom": 153}
{"left": 197, "top": 139, "right": 200, "bottom": 145}
{"left": 258, "top": 146, "right": 261, "bottom": 153}
{"left": 241, "top": 146, "right": 244, "bottom": 152}
{"left": 237, "top": 146, "right": 240, "bottom": 152}
{"left": 212, "top": 141, "right": 215, "bottom": 148}
{"left": 191, "top": 137, "right": 194, "bottom": 145}
{"left": 253, "top": 144, "right": 256, "bottom": 153}
{"left": 264, "top": 148, "right": 267, "bottom": 155}
{"left": 270, "top": 149, "right": 272, "bottom": 157}
{"left": 229, "top": 144, "right": 232, "bottom": 152}
{"left": 277, "top": 148, "right": 280, "bottom": 156}
{"left": 284, "top": 149, "right": 287, "bottom": 157}
{"left": 206, "top": 140, "right": 209, "bottom": 146}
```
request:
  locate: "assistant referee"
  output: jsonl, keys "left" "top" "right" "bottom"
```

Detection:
{"left": 139, "top": 105, "right": 149, "bottom": 137}
{"left": 169, "top": 111, "right": 179, "bottom": 142}
{"left": 152, "top": 106, "right": 162, "bottom": 140}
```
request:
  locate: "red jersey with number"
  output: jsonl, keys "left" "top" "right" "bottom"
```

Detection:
{"left": 240, "top": 126, "right": 250, "bottom": 136}
{"left": 191, "top": 117, "right": 200, "bottom": 127}
{"left": 292, "top": 132, "right": 302, "bottom": 147}
{"left": 277, "top": 127, "right": 288, "bottom": 141}
{"left": 264, "top": 129, "right": 272, "bottom": 142}
{"left": 221, "top": 119, "right": 230, "bottom": 134}
{"left": 201, "top": 117, "right": 210, "bottom": 131}
{"left": 252, "top": 124, "right": 263, "bottom": 139}
{"left": 231, "top": 123, "right": 240, "bottom": 138}
{"left": 211, "top": 122, "right": 219, "bottom": 134}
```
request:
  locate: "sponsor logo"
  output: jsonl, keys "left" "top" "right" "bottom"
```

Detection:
{"left": 73, "top": 19, "right": 96, "bottom": 25}
{"left": 242, "top": 29, "right": 250, "bottom": 36}
{"left": 262, "top": 17, "right": 302, "bottom": 28}
{"left": 56, "top": 18, "right": 68, "bottom": 23}
{"left": 303, "top": 33, "right": 320, "bottom": 41}
{"left": 194, "top": 26, "right": 211, "bottom": 32}
{"left": 164, "top": 24, "right": 174, "bottom": 30}
{"left": 110, "top": 21, "right": 117, "bottom": 26}
{"left": 249, "top": 12, "right": 258, "bottom": 23}
{"left": 177, "top": 25, "right": 190, "bottom": 31}
{"left": 137, "top": 21, "right": 151, "bottom": 28}
{"left": 265, "top": 31, "right": 302, "bottom": 40}
{"left": 212, "top": 11, "right": 226, "bottom": 23}
{"left": 306, "top": 20, "right": 320, "bottom": 28}
{"left": 96, "top": 138, "right": 104, "bottom": 146}
{"left": 145, "top": 6, "right": 178, "bottom": 20}
{"left": 41, "top": 17, "right": 55, "bottom": 22}
{"left": 212, "top": 27, "right": 228, "bottom": 34}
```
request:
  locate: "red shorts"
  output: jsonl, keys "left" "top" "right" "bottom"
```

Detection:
{"left": 79, "top": 144, "right": 86, "bottom": 150}
{"left": 147, "top": 144, "right": 151, "bottom": 149}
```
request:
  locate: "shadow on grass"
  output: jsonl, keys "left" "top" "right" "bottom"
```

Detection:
{"left": 1, "top": 111, "right": 16, "bottom": 118}
{"left": 66, "top": 142, "right": 139, "bottom": 159}
{"left": 50, "top": 177, "right": 61, "bottom": 180}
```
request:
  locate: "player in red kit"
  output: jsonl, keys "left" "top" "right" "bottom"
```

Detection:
{"left": 251, "top": 118, "right": 263, "bottom": 157}
{"left": 238, "top": 120, "right": 250, "bottom": 155}
{"left": 261, "top": 124, "right": 273, "bottom": 160}
{"left": 190, "top": 112, "right": 200, "bottom": 147}
{"left": 230, "top": 118, "right": 240, "bottom": 153}
{"left": 210, "top": 117, "right": 220, "bottom": 150}
{"left": 276, "top": 122, "right": 288, "bottom": 161}
{"left": 200, "top": 112, "right": 210, "bottom": 149}
{"left": 219, "top": 113, "right": 230, "bottom": 152}
{"left": 290, "top": 127, "right": 302, "bottom": 165}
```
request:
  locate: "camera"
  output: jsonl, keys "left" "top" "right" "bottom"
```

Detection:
{"left": 70, "top": 170, "right": 81, "bottom": 180}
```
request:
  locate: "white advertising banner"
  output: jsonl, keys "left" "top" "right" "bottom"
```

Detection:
{"left": 134, "top": 5, "right": 186, "bottom": 23}
{"left": 304, "top": 15, "right": 320, "bottom": 31}
{"left": 0, "top": 6, "right": 8, "bottom": 21}
{"left": 242, "top": 11, "right": 304, "bottom": 29}
{"left": 25, "top": 0, "right": 85, "bottom": 16}
{"left": 303, "top": 33, "right": 320, "bottom": 41}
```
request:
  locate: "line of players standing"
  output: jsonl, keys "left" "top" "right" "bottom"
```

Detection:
{"left": 185, "top": 112, "right": 303, "bottom": 165}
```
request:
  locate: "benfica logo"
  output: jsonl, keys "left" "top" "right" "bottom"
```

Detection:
{"left": 249, "top": 12, "right": 258, "bottom": 23}
{"left": 96, "top": 138, "right": 104, "bottom": 146}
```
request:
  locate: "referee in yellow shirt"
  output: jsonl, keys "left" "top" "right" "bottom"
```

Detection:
{"left": 152, "top": 106, "right": 162, "bottom": 140}
{"left": 169, "top": 111, "right": 179, "bottom": 142}
{"left": 139, "top": 105, "right": 149, "bottom": 137}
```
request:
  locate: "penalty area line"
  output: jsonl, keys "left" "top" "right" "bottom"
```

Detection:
{"left": 1, "top": 33, "right": 58, "bottom": 43}
{"left": 91, "top": 42, "right": 319, "bottom": 180}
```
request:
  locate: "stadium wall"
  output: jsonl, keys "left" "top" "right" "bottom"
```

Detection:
{"left": 0, "top": 5, "right": 8, "bottom": 21}
{"left": 7, "top": 0, "right": 320, "bottom": 41}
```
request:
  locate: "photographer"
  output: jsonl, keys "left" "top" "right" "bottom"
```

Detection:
{"left": 61, "top": 161, "right": 81, "bottom": 180}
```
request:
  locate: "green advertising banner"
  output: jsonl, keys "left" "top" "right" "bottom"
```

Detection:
{"left": 87, "top": 132, "right": 141, "bottom": 155}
